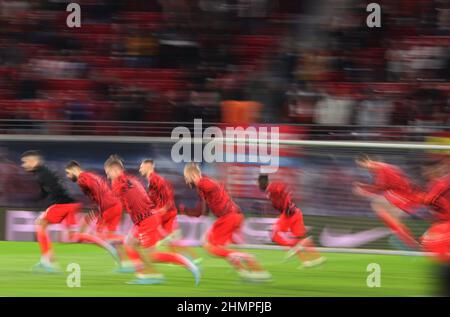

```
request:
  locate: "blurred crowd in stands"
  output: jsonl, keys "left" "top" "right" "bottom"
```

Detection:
{"left": 0, "top": 0, "right": 449, "bottom": 135}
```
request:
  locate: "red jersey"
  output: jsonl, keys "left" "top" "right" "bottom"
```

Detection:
{"left": 422, "top": 173, "right": 450, "bottom": 221}
{"left": 111, "top": 172, "right": 155, "bottom": 225}
{"left": 197, "top": 176, "right": 240, "bottom": 217}
{"left": 362, "top": 162, "right": 415, "bottom": 195}
{"left": 147, "top": 172, "right": 176, "bottom": 211}
{"left": 266, "top": 181, "right": 295, "bottom": 214}
{"left": 77, "top": 171, "right": 119, "bottom": 212}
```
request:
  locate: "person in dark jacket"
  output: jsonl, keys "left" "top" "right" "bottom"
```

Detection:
{"left": 20, "top": 150, "right": 118, "bottom": 272}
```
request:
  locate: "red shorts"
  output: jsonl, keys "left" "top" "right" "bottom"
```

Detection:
{"left": 421, "top": 221, "right": 450, "bottom": 264}
{"left": 273, "top": 208, "right": 306, "bottom": 237}
{"left": 97, "top": 203, "right": 123, "bottom": 233}
{"left": 384, "top": 190, "right": 419, "bottom": 214}
{"left": 42, "top": 203, "right": 82, "bottom": 227}
{"left": 160, "top": 209, "right": 178, "bottom": 235}
{"left": 133, "top": 213, "right": 162, "bottom": 248}
{"left": 207, "top": 212, "right": 244, "bottom": 246}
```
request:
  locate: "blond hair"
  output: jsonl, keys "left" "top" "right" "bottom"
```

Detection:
{"left": 184, "top": 162, "right": 201, "bottom": 176}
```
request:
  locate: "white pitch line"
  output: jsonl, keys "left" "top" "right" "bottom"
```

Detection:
{"left": 233, "top": 244, "right": 429, "bottom": 256}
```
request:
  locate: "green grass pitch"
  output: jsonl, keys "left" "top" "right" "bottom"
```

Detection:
{"left": 0, "top": 241, "right": 439, "bottom": 297}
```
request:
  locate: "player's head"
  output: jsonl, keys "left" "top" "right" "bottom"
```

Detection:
{"left": 183, "top": 162, "right": 201, "bottom": 188}
{"left": 104, "top": 154, "right": 124, "bottom": 180}
{"left": 355, "top": 154, "right": 375, "bottom": 169}
{"left": 139, "top": 159, "right": 154, "bottom": 177}
{"left": 20, "top": 150, "right": 43, "bottom": 172}
{"left": 65, "top": 160, "right": 83, "bottom": 182}
{"left": 258, "top": 174, "right": 269, "bottom": 191}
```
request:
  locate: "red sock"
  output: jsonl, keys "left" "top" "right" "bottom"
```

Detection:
{"left": 272, "top": 230, "right": 299, "bottom": 247}
{"left": 152, "top": 252, "right": 190, "bottom": 268}
{"left": 205, "top": 243, "right": 233, "bottom": 257}
{"left": 70, "top": 232, "right": 119, "bottom": 260}
{"left": 378, "top": 210, "right": 419, "bottom": 249}
{"left": 227, "top": 254, "right": 246, "bottom": 270}
{"left": 103, "top": 233, "right": 125, "bottom": 242}
{"left": 125, "top": 245, "right": 142, "bottom": 264}
{"left": 298, "top": 237, "right": 321, "bottom": 261}
{"left": 228, "top": 251, "right": 262, "bottom": 271}
{"left": 36, "top": 226, "right": 52, "bottom": 260}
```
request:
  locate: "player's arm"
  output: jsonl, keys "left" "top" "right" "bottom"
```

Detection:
{"left": 179, "top": 201, "right": 207, "bottom": 217}
{"left": 421, "top": 181, "right": 449, "bottom": 207}
{"left": 352, "top": 180, "right": 384, "bottom": 197}
{"left": 77, "top": 177, "right": 102, "bottom": 230}
{"left": 280, "top": 186, "right": 297, "bottom": 216}
{"left": 154, "top": 178, "right": 174, "bottom": 213}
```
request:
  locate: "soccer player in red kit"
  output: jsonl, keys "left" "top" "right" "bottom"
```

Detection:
{"left": 353, "top": 155, "right": 421, "bottom": 249}
{"left": 65, "top": 161, "right": 141, "bottom": 271}
{"left": 139, "top": 159, "right": 179, "bottom": 242}
{"left": 183, "top": 162, "right": 271, "bottom": 282}
{"left": 258, "top": 175, "right": 325, "bottom": 268}
{"left": 104, "top": 155, "right": 200, "bottom": 285}
{"left": 418, "top": 159, "right": 450, "bottom": 264}
{"left": 139, "top": 159, "right": 200, "bottom": 262}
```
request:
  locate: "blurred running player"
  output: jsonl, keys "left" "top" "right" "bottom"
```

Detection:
{"left": 65, "top": 161, "right": 141, "bottom": 271}
{"left": 353, "top": 155, "right": 421, "bottom": 249}
{"left": 20, "top": 151, "right": 83, "bottom": 272}
{"left": 258, "top": 174, "right": 325, "bottom": 268}
{"left": 419, "top": 159, "right": 450, "bottom": 262}
{"left": 183, "top": 162, "right": 271, "bottom": 282}
{"left": 104, "top": 155, "right": 200, "bottom": 285}
{"left": 139, "top": 159, "right": 200, "bottom": 262}
{"left": 418, "top": 158, "right": 450, "bottom": 295}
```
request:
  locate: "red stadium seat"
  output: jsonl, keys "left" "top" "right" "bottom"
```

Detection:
{"left": 99, "top": 68, "right": 185, "bottom": 81}
{"left": 120, "top": 12, "right": 165, "bottom": 23}
{"left": 78, "top": 23, "right": 116, "bottom": 35}
{"left": 82, "top": 56, "right": 122, "bottom": 68}
{"left": 43, "top": 79, "right": 98, "bottom": 91}
{"left": 121, "top": 79, "right": 186, "bottom": 92}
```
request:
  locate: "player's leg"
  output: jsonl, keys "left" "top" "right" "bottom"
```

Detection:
{"left": 421, "top": 221, "right": 450, "bottom": 296}
{"left": 67, "top": 203, "right": 121, "bottom": 263}
{"left": 32, "top": 205, "right": 64, "bottom": 273}
{"left": 159, "top": 211, "right": 201, "bottom": 264}
{"left": 33, "top": 217, "right": 56, "bottom": 272}
{"left": 272, "top": 213, "right": 306, "bottom": 261}
{"left": 96, "top": 203, "right": 142, "bottom": 271}
{"left": 96, "top": 213, "right": 144, "bottom": 274}
{"left": 202, "top": 213, "right": 256, "bottom": 270}
{"left": 421, "top": 221, "right": 450, "bottom": 264}
{"left": 288, "top": 210, "right": 326, "bottom": 267}
{"left": 205, "top": 213, "right": 270, "bottom": 281}
{"left": 128, "top": 214, "right": 200, "bottom": 285}
{"left": 271, "top": 212, "right": 307, "bottom": 261}
{"left": 271, "top": 213, "right": 299, "bottom": 247}
{"left": 156, "top": 210, "right": 180, "bottom": 246}
{"left": 203, "top": 214, "right": 239, "bottom": 260}
{"left": 371, "top": 198, "right": 420, "bottom": 249}
{"left": 123, "top": 230, "right": 165, "bottom": 285}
